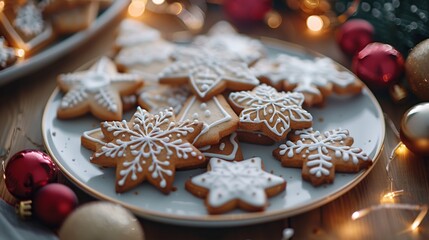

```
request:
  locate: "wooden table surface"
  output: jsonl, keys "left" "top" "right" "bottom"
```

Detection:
{"left": 1, "top": 5, "right": 429, "bottom": 240}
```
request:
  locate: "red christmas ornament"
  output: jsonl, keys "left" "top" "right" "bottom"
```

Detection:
{"left": 33, "top": 183, "right": 78, "bottom": 227}
{"left": 336, "top": 19, "right": 374, "bottom": 56}
{"left": 5, "top": 150, "right": 58, "bottom": 200}
{"left": 352, "top": 43, "right": 404, "bottom": 89}
{"left": 224, "top": 0, "right": 272, "bottom": 23}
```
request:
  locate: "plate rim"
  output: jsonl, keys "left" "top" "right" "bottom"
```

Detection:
{"left": 0, "top": 0, "right": 129, "bottom": 86}
{"left": 42, "top": 39, "right": 386, "bottom": 227}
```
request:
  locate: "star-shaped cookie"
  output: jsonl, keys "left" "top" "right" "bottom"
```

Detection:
{"left": 228, "top": 84, "right": 313, "bottom": 142}
{"left": 0, "top": 37, "right": 17, "bottom": 69}
{"left": 185, "top": 157, "right": 286, "bottom": 214}
{"left": 57, "top": 57, "right": 142, "bottom": 120}
{"left": 251, "top": 54, "right": 363, "bottom": 107}
{"left": 159, "top": 47, "right": 259, "bottom": 101}
{"left": 92, "top": 107, "right": 206, "bottom": 193}
{"left": 273, "top": 128, "right": 372, "bottom": 186}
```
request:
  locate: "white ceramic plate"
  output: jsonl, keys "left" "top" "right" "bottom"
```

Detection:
{"left": 0, "top": 0, "right": 129, "bottom": 86}
{"left": 42, "top": 40, "right": 385, "bottom": 227}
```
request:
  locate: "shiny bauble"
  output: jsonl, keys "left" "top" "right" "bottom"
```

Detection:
{"left": 405, "top": 38, "right": 429, "bottom": 101}
{"left": 352, "top": 43, "right": 404, "bottom": 89}
{"left": 33, "top": 183, "right": 78, "bottom": 227}
{"left": 336, "top": 19, "right": 374, "bottom": 56}
{"left": 400, "top": 103, "right": 429, "bottom": 156}
{"left": 59, "top": 202, "right": 144, "bottom": 240}
{"left": 224, "top": 0, "right": 272, "bottom": 23}
{"left": 4, "top": 150, "right": 58, "bottom": 199}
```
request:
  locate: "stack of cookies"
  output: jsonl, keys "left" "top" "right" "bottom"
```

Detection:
{"left": 56, "top": 19, "right": 373, "bottom": 214}
{"left": 0, "top": 0, "right": 109, "bottom": 69}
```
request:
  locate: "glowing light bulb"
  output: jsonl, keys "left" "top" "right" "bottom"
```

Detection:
{"left": 152, "top": 0, "right": 165, "bottom": 5}
{"left": 395, "top": 143, "right": 407, "bottom": 155}
{"left": 0, "top": 1, "right": 5, "bottom": 12}
{"left": 16, "top": 49, "right": 25, "bottom": 58}
{"left": 265, "top": 11, "right": 282, "bottom": 29}
{"left": 351, "top": 211, "right": 360, "bottom": 220}
{"left": 128, "top": 0, "right": 147, "bottom": 17}
{"left": 306, "top": 15, "right": 324, "bottom": 32}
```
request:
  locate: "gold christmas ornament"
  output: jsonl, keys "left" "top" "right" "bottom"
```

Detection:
{"left": 406, "top": 38, "right": 429, "bottom": 101}
{"left": 400, "top": 103, "right": 429, "bottom": 156}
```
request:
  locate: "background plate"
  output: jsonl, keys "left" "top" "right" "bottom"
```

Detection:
{"left": 42, "top": 40, "right": 385, "bottom": 227}
{"left": 0, "top": 0, "right": 129, "bottom": 86}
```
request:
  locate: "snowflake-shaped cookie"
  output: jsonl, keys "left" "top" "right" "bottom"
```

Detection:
{"left": 199, "top": 132, "right": 243, "bottom": 161}
{"left": 251, "top": 54, "right": 363, "bottom": 107}
{"left": 159, "top": 47, "right": 259, "bottom": 101}
{"left": 57, "top": 57, "right": 142, "bottom": 120}
{"left": 273, "top": 128, "right": 372, "bottom": 186}
{"left": 192, "top": 21, "right": 266, "bottom": 65}
{"left": 0, "top": 38, "right": 17, "bottom": 69}
{"left": 228, "top": 84, "right": 313, "bottom": 142}
{"left": 92, "top": 107, "right": 206, "bottom": 193}
{"left": 185, "top": 157, "right": 286, "bottom": 214}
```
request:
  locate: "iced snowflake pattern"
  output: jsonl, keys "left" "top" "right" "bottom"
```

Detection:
{"left": 93, "top": 107, "right": 204, "bottom": 193}
{"left": 186, "top": 157, "right": 285, "bottom": 213}
{"left": 0, "top": 38, "right": 16, "bottom": 68}
{"left": 275, "top": 128, "right": 372, "bottom": 186}
{"left": 251, "top": 54, "right": 360, "bottom": 106}
{"left": 229, "top": 84, "right": 312, "bottom": 141}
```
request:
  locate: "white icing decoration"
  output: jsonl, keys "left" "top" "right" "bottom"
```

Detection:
{"left": 229, "top": 84, "right": 312, "bottom": 138}
{"left": 116, "top": 19, "right": 161, "bottom": 48}
{"left": 14, "top": 2, "right": 44, "bottom": 37}
{"left": 94, "top": 107, "right": 201, "bottom": 188}
{"left": 58, "top": 57, "right": 140, "bottom": 113}
{"left": 138, "top": 85, "right": 189, "bottom": 115}
{"left": 82, "top": 128, "right": 106, "bottom": 146}
{"left": 277, "top": 128, "right": 370, "bottom": 178}
{"left": 251, "top": 54, "right": 356, "bottom": 95}
{"left": 179, "top": 95, "right": 232, "bottom": 144}
{"left": 0, "top": 38, "right": 16, "bottom": 68}
{"left": 190, "top": 157, "right": 285, "bottom": 207}
{"left": 115, "top": 42, "right": 174, "bottom": 66}
{"left": 199, "top": 132, "right": 239, "bottom": 161}
{"left": 192, "top": 22, "right": 265, "bottom": 65}
{"left": 159, "top": 47, "right": 259, "bottom": 99}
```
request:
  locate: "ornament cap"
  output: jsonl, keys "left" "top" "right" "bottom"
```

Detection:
{"left": 15, "top": 200, "right": 32, "bottom": 219}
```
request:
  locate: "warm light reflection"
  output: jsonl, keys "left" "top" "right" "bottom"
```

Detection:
{"left": 306, "top": 15, "right": 324, "bottom": 31}
{"left": 128, "top": 0, "right": 147, "bottom": 17}
{"left": 152, "top": 0, "right": 165, "bottom": 5}
{"left": 381, "top": 190, "right": 404, "bottom": 203}
{"left": 395, "top": 143, "right": 408, "bottom": 155}
{"left": 303, "top": 0, "right": 320, "bottom": 9}
{"left": 0, "top": 1, "right": 4, "bottom": 12}
{"left": 16, "top": 49, "right": 25, "bottom": 58}
{"left": 265, "top": 11, "right": 282, "bottom": 29}
{"left": 169, "top": 2, "right": 183, "bottom": 15}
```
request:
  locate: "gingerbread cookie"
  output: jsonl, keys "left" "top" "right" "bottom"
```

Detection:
{"left": 0, "top": 37, "right": 17, "bottom": 69}
{"left": 57, "top": 57, "right": 142, "bottom": 120}
{"left": 159, "top": 47, "right": 259, "bottom": 101}
{"left": 251, "top": 54, "right": 363, "bottom": 107}
{"left": 236, "top": 130, "right": 275, "bottom": 145}
{"left": 185, "top": 157, "right": 286, "bottom": 214}
{"left": 273, "top": 128, "right": 372, "bottom": 186}
{"left": 199, "top": 132, "right": 243, "bottom": 161}
{"left": 0, "top": 0, "right": 55, "bottom": 55}
{"left": 92, "top": 107, "right": 206, "bottom": 193}
{"left": 115, "top": 18, "right": 161, "bottom": 49}
{"left": 138, "top": 83, "right": 189, "bottom": 115}
{"left": 115, "top": 40, "right": 175, "bottom": 82}
{"left": 192, "top": 21, "right": 265, "bottom": 65}
{"left": 49, "top": 2, "right": 99, "bottom": 34}
{"left": 81, "top": 127, "right": 106, "bottom": 152}
{"left": 178, "top": 95, "right": 239, "bottom": 147}
{"left": 228, "top": 84, "right": 313, "bottom": 142}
